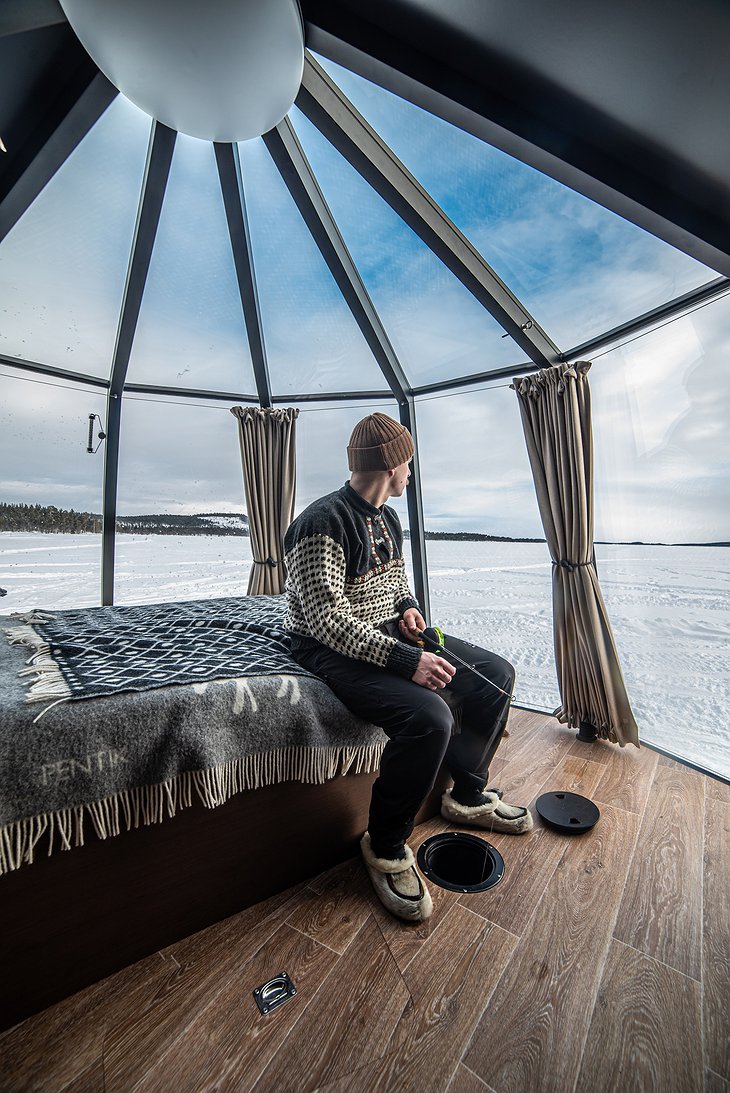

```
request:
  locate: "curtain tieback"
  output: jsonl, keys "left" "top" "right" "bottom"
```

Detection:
{"left": 552, "top": 559, "right": 592, "bottom": 573}
{"left": 252, "top": 556, "right": 281, "bottom": 567}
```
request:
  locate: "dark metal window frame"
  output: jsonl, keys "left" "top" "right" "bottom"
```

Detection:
{"left": 214, "top": 142, "right": 273, "bottom": 409}
{"left": 1, "top": 51, "right": 727, "bottom": 611}
{"left": 101, "top": 121, "right": 176, "bottom": 605}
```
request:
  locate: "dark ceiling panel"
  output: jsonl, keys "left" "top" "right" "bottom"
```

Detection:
{"left": 0, "top": 0, "right": 65, "bottom": 39}
{"left": 0, "top": 25, "right": 117, "bottom": 243}
{"left": 0, "top": 23, "right": 78, "bottom": 134}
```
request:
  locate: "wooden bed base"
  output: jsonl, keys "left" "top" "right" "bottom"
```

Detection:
{"left": 0, "top": 769, "right": 447, "bottom": 1032}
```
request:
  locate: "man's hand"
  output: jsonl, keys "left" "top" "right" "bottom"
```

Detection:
{"left": 399, "top": 607, "right": 426, "bottom": 641}
{"left": 399, "top": 608, "right": 453, "bottom": 689}
{"left": 411, "top": 650, "right": 455, "bottom": 690}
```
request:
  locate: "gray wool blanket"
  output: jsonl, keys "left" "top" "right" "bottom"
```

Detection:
{"left": 0, "top": 596, "right": 385, "bottom": 876}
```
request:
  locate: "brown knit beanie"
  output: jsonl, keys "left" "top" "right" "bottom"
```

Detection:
{"left": 347, "top": 413, "right": 414, "bottom": 472}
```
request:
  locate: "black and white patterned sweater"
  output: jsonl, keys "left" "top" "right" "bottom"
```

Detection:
{"left": 284, "top": 482, "right": 423, "bottom": 678}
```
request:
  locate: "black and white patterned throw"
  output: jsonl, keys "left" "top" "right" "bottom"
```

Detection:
{"left": 31, "top": 594, "right": 311, "bottom": 701}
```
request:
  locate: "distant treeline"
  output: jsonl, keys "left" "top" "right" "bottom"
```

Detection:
{"left": 0, "top": 503, "right": 102, "bottom": 534}
{"left": 0, "top": 504, "right": 249, "bottom": 536}
{"left": 2, "top": 503, "right": 536, "bottom": 541}
{"left": 2, "top": 503, "right": 724, "bottom": 545}
{"left": 420, "top": 530, "right": 545, "bottom": 543}
{"left": 116, "top": 513, "right": 249, "bottom": 536}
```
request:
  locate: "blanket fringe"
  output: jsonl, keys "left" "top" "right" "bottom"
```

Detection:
{"left": 7, "top": 610, "right": 56, "bottom": 625}
{"left": 0, "top": 742, "right": 386, "bottom": 876}
{"left": 4, "top": 624, "right": 72, "bottom": 706}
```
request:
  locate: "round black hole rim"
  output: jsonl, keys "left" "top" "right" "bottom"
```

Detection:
{"left": 416, "top": 832, "right": 505, "bottom": 893}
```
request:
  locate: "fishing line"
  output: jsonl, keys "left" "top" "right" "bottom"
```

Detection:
{"left": 416, "top": 625, "right": 516, "bottom": 778}
{"left": 417, "top": 626, "right": 515, "bottom": 699}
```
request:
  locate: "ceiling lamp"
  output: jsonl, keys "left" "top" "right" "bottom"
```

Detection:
{"left": 58, "top": 0, "right": 304, "bottom": 141}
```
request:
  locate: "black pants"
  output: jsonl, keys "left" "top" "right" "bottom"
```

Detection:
{"left": 293, "top": 633, "right": 515, "bottom": 858}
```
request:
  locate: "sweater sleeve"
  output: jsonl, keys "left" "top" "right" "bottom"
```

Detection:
{"left": 394, "top": 573, "right": 420, "bottom": 618}
{"left": 285, "top": 532, "right": 421, "bottom": 678}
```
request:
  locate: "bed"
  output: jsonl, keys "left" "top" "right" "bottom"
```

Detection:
{"left": 0, "top": 595, "right": 445, "bottom": 1030}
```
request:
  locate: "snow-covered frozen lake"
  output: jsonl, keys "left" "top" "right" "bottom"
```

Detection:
{"left": 1, "top": 533, "right": 728, "bottom": 781}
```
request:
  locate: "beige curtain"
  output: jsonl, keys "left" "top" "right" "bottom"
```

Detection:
{"left": 230, "top": 406, "right": 299, "bottom": 595}
{"left": 512, "top": 361, "right": 639, "bottom": 747}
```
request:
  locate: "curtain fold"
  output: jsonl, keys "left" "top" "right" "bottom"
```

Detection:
{"left": 230, "top": 406, "right": 299, "bottom": 596}
{"left": 512, "top": 361, "right": 639, "bottom": 747}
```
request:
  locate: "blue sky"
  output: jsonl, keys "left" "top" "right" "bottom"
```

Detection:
{"left": 316, "top": 56, "right": 712, "bottom": 351}
{"left": 0, "top": 61, "right": 727, "bottom": 543}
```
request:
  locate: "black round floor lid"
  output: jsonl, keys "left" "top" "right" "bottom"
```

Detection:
{"left": 535, "top": 791, "right": 600, "bottom": 834}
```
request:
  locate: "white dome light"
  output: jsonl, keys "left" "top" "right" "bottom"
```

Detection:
{"left": 59, "top": 0, "right": 304, "bottom": 141}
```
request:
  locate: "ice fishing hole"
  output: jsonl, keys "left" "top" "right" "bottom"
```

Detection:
{"left": 416, "top": 832, "right": 504, "bottom": 893}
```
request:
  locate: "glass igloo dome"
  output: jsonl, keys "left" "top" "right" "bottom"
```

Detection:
{"left": 1, "top": 9, "right": 728, "bottom": 779}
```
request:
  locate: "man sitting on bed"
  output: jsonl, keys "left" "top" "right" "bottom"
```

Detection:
{"left": 283, "top": 412, "right": 532, "bottom": 923}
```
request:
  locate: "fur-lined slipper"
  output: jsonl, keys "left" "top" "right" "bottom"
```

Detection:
{"left": 441, "top": 788, "right": 534, "bottom": 834}
{"left": 360, "top": 833, "right": 433, "bottom": 922}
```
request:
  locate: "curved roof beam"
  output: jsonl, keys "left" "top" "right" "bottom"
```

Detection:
{"left": 214, "top": 142, "right": 273, "bottom": 409}
{"left": 263, "top": 117, "right": 410, "bottom": 402}
{"left": 296, "top": 53, "right": 561, "bottom": 370}
{"left": 101, "top": 120, "right": 176, "bottom": 605}
{"left": 263, "top": 115, "right": 430, "bottom": 614}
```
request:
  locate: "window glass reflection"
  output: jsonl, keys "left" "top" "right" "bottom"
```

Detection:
{"left": 0, "top": 370, "right": 106, "bottom": 609}
{"left": 115, "top": 394, "right": 251, "bottom": 604}
{"left": 588, "top": 291, "right": 730, "bottom": 778}
{"left": 238, "top": 139, "right": 389, "bottom": 396}
{"left": 415, "top": 386, "right": 559, "bottom": 712}
{"left": 127, "top": 136, "right": 257, "bottom": 395}
{"left": 0, "top": 96, "right": 150, "bottom": 379}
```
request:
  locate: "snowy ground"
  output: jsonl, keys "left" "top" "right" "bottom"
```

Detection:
{"left": 1, "top": 533, "right": 728, "bottom": 780}
{"left": 423, "top": 539, "right": 730, "bottom": 781}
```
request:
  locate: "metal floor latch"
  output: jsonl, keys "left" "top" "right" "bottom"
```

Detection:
{"left": 253, "top": 972, "right": 297, "bottom": 1015}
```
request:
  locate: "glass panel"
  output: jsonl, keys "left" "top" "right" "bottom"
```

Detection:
{"left": 294, "top": 396, "right": 403, "bottom": 515}
{"left": 589, "top": 290, "right": 730, "bottom": 778}
{"left": 114, "top": 393, "right": 251, "bottom": 604}
{"left": 0, "top": 96, "right": 151, "bottom": 379}
{"left": 126, "top": 136, "right": 256, "bottom": 395}
{"left": 415, "top": 386, "right": 559, "bottom": 712}
{"left": 0, "top": 368, "right": 106, "bottom": 609}
{"left": 317, "top": 56, "right": 717, "bottom": 352}
{"left": 238, "top": 138, "right": 389, "bottom": 396}
{"left": 290, "top": 109, "right": 522, "bottom": 388}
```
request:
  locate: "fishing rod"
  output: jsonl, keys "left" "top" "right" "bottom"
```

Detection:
{"left": 416, "top": 626, "right": 514, "bottom": 700}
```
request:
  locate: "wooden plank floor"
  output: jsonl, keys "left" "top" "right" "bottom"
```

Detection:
{"left": 1, "top": 710, "right": 728, "bottom": 1093}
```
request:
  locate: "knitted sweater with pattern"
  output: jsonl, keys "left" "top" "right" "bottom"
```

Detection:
{"left": 283, "top": 482, "right": 423, "bottom": 678}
